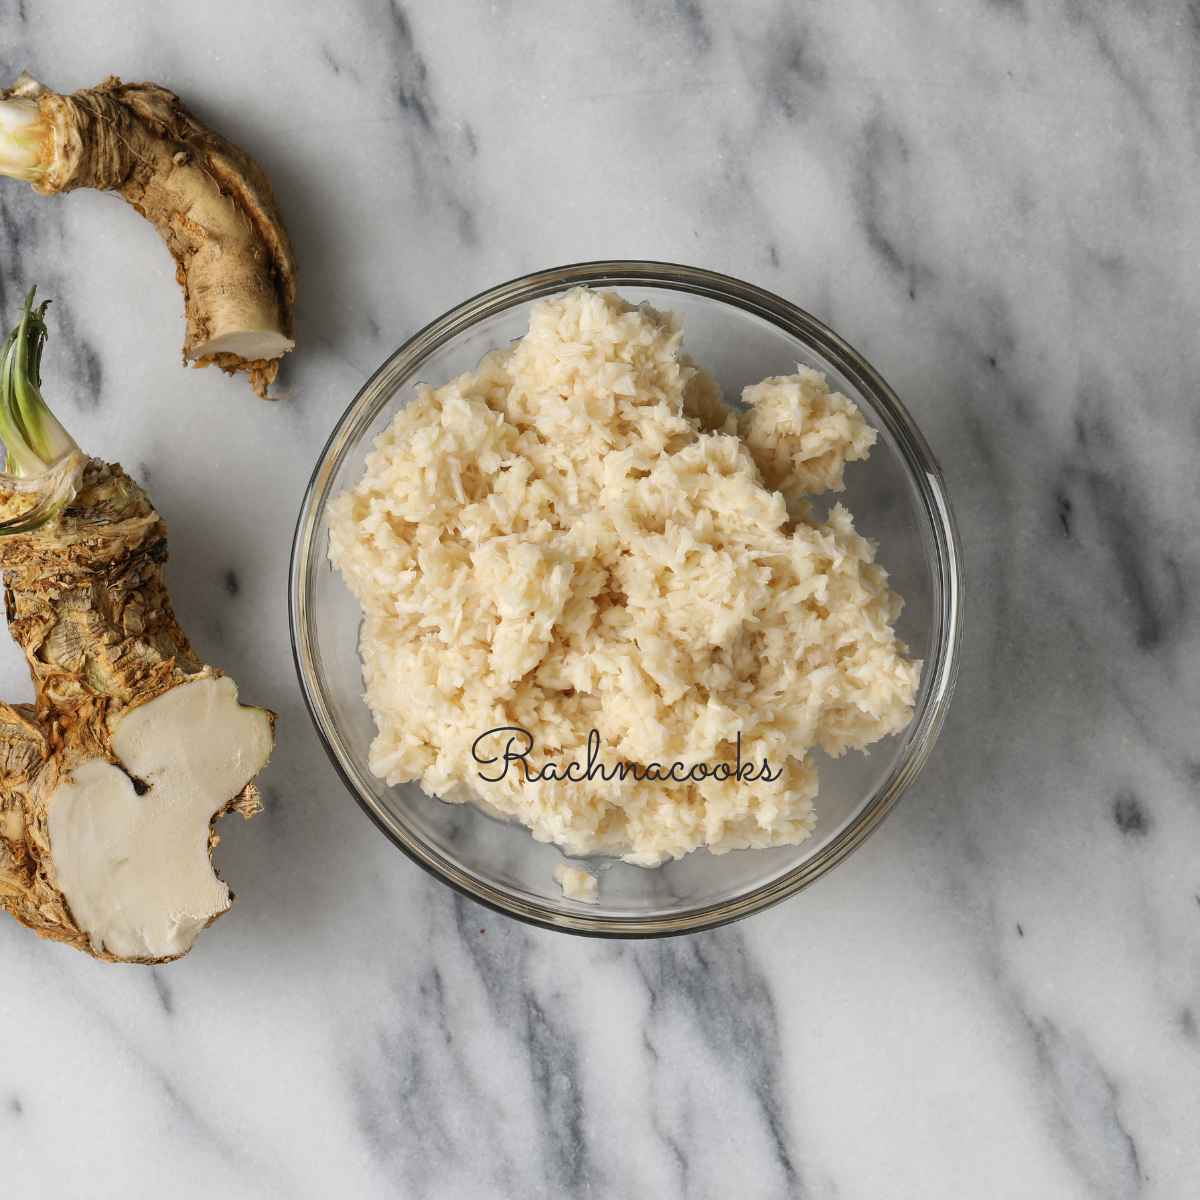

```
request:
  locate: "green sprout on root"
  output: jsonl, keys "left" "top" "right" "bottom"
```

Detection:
{"left": 0, "top": 288, "right": 85, "bottom": 534}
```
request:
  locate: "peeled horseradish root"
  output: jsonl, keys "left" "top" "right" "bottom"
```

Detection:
{"left": 0, "top": 291, "right": 275, "bottom": 962}
{"left": 0, "top": 74, "right": 296, "bottom": 398}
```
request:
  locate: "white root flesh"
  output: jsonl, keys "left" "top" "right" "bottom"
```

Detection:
{"left": 191, "top": 330, "right": 295, "bottom": 363}
{"left": 46, "top": 676, "right": 273, "bottom": 960}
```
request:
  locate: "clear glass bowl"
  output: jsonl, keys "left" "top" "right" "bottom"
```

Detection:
{"left": 290, "top": 261, "right": 963, "bottom": 936}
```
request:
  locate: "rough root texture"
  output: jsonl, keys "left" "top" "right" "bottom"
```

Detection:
{"left": 0, "top": 460, "right": 275, "bottom": 962}
{"left": 4, "top": 74, "right": 296, "bottom": 398}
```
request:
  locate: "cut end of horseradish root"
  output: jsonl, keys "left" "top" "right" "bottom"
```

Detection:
{"left": 46, "top": 676, "right": 273, "bottom": 961}
{"left": 191, "top": 330, "right": 296, "bottom": 363}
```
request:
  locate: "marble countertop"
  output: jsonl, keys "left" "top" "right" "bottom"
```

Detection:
{"left": 2, "top": 2, "right": 1198, "bottom": 1197}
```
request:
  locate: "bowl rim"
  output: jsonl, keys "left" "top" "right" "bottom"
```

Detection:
{"left": 289, "top": 259, "right": 964, "bottom": 937}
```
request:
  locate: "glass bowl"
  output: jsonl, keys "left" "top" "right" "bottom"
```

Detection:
{"left": 290, "top": 261, "right": 963, "bottom": 936}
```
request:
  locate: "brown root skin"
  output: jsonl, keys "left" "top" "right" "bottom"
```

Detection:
{"left": 3, "top": 74, "right": 297, "bottom": 399}
{"left": 197, "top": 351, "right": 281, "bottom": 401}
{"left": 0, "top": 460, "right": 275, "bottom": 962}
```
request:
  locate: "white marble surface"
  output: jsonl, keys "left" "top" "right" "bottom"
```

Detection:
{"left": 1, "top": 1, "right": 1198, "bottom": 1196}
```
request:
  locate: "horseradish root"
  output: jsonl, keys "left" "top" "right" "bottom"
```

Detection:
{"left": 0, "top": 74, "right": 296, "bottom": 398}
{"left": 0, "top": 291, "right": 274, "bottom": 962}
